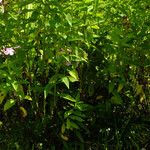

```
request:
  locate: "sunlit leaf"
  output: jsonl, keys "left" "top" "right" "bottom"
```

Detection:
{"left": 61, "top": 76, "right": 70, "bottom": 89}
{"left": 68, "top": 76, "right": 78, "bottom": 82}
{"left": 24, "top": 95, "right": 32, "bottom": 101}
{"left": 60, "top": 94, "right": 76, "bottom": 102}
{"left": 91, "top": 25, "right": 99, "bottom": 29}
{"left": 12, "top": 81, "right": 19, "bottom": 91}
{"left": 4, "top": 99, "right": 16, "bottom": 111}
{"left": 68, "top": 70, "right": 79, "bottom": 81}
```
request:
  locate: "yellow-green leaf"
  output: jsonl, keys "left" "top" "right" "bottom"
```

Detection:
{"left": 61, "top": 123, "right": 66, "bottom": 134}
{"left": 60, "top": 134, "right": 69, "bottom": 141}
{"left": 61, "top": 77, "right": 70, "bottom": 89}
{"left": 61, "top": 94, "right": 76, "bottom": 102}
{"left": 0, "top": 121, "right": 3, "bottom": 128}
{"left": 4, "top": 99, "right": 16, "bottom": 111}
{"left": 117, "top": 84, "right": 123, "bottom": 92}
{"left": 24, "top": 95, "right": 32, "bottom": 101}
{"left": 68, "top": 76, "right": 78, "bottom": 82}
{"left": 20, "top": 106, "right": 27, "bottom": 118}
{"left": 68, "top": 70, "right": 79, "bottom": 81}
{"left": 136, "top": 84, "right": 143, "bottom": 95}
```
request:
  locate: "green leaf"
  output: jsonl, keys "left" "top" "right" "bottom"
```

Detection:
{"left": 136, "top": 84, "right": 143, "bottom": 95}
{"left": 85, "top": 0, "right": 94, "bottom": 3}
{"left": 75, "top": 102, "right": 92, "bottom": 111}
{"left": 64, "top": 13, "right": 72, "bottom": 27}
{"left": 117, "top": 84, "right": 123, "bottom": 92}
{"left": 70, "top": 115, "right": 84, "bottom": 122}
{"left": 68, "top": 76, "right": 78, "bottom": 82}
{"left": 20, "top": 106, "right": 27, "bottom": 117}
{"left": 4, "top": 99, "right": 16, "bottom": 111}
{"left": 60, "top": 94, "right": 76, "bottom": 102}
{"left": 11, "top": 81, "right": 24, "bottom": 98}
{"left": 64, "top": 110, "right": 73, "bottom": 118}
{"left": 61, "top": 123, "right": 66, "bottom": 134}
{"left": 91, "top": 25, "right": 99, "bottom": 29}
{"left": 68, "top": 70, "right": 79, "bottom": 81}
{"left": 110, "top": 27, "right": 122, "bottom": 43}
{"left": 72, "top": 110, "right": 86, "bottom": 118}
{"left": 61, "top": 77, "right": 70, "bottom": 89}
{"left": 12, "top": 81, "right": 19, "bottom": 91}
{"left": 109, "top": 82, "right": 114, "bottom": 93}
{"left": 76, "top": 130, "right": 84, "bottom": 142}
{"left": 88, "top": 84, "right": 94, "bottom": 96}
{"left": 0, "top": 121, "right": 3, "bottom": 128}
{"left": 0, "top": 90, "right": 7, "bottom": 105}
{"left": 44, "top": 83, "right": 53, "bottom": 100}
{"left": 66, "top": 119, "right": 79, "bottom": 129}
{"left": 111, "top": 93, "right": 123, "bottom": 105}
{"left": 70, "top": 55, "right": 87, "bottom": 62}
{"left": 24, "top": 95, "right": 32, "bottom": 101}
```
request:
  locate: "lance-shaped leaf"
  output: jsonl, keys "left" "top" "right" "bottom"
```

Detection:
{"left": 4, "top": 99, "right": 16, "bottom": 111}
{"left": 64, "top": 13, "right": 72, "bottom": 27}
{"left": 0, "top": 90, "right": 7, "bottom": 105}
{"left": 60, "top": 94, "right": 76, "bottom": 102}
{"left": 61, "top": 76, "right": 70, "bottom": 89}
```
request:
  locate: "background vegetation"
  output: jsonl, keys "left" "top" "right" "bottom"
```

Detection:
{"left": 0, "top": 0, "right": 150, "bottom": 149}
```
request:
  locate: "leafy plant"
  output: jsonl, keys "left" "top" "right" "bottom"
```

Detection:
{"left": 0, "top": 0, "right": 149, "bottom": 149}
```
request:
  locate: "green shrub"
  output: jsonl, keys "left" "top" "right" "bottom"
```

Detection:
{"left": 0, "top": 0, "right": 149, "bottom": 149}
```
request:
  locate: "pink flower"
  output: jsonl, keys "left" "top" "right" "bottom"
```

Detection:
{"left": 1, "top": 47, "right": 15, "bottom": 56}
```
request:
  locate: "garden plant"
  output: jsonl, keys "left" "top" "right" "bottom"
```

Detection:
{"left": 0, "top": 0, "right": 150, "bottom": 149}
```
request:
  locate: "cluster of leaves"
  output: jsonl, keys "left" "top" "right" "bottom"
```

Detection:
{"left": 0, "top": 0, "right": 150, "bottom": 149}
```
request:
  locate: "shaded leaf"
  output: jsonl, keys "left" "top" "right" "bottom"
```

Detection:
{"left": 61, "top": 123, "right": 66, "bottom": 134}
{"left": 64, "top": 13, "right": 72, "bottom": 27}
{"left": 75, "top": 102, "right": 92, "bottom": 111}
{"left": 117, "top": 84, "right": 123, "bottom": 92}
{"left": 66, "top": 119, "right": 79, "bottom": 129}
{"left": 0, "top": 90, "right": 7, "bottom": 105}
{"left": 109, "top": 82, "right": 114, "bottom": 93}
{"left": 111, "top": 93, "right": 123, "bottom": 105}
{"left": 20, "top": 106, "right": 27, "bottom": 118}
{"left": 60, "top": 134, "right": 69, "bottom": 141}
{"left": 70, "top": 115, "right": 84, "bottom": 122}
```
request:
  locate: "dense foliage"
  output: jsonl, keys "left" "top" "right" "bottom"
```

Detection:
{"left": 0, "top": 0, "right": 150, "bottom": 149}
